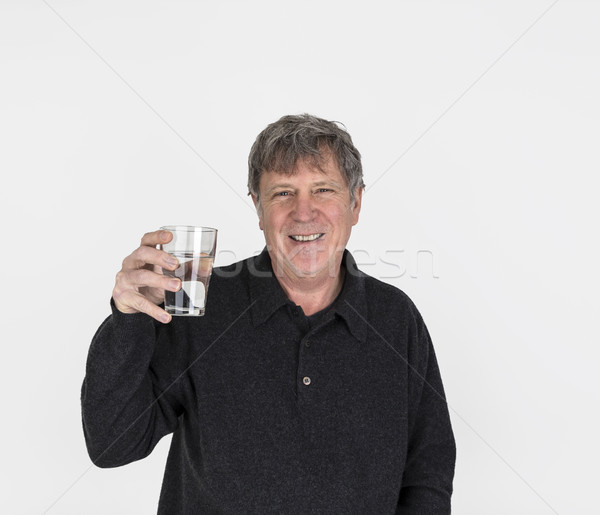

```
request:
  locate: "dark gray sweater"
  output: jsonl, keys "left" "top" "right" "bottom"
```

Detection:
{"left": 82, "top": 249, "right": 455, "bottom": 513}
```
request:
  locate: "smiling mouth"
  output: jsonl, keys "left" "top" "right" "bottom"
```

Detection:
{"left": 289, "top": 233, "right": 324, "bottom": 242}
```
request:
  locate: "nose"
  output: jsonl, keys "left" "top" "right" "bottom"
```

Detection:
{"left": 291, "top": 191, "right": 316, "bottom": 222}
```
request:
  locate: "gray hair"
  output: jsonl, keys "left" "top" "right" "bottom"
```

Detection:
{"left": 248, "top": 114, "right": 364, "bottom": 205}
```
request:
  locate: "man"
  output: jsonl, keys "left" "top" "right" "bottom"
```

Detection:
{"left": 82, "top": 114, "right": 456, "bottom": 513}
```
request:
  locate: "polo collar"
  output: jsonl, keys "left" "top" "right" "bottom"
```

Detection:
{"left": 248, "top": 248, "right": 369, "bottom": 343}
{"left": 334, "top": 250, "right": 369, "bottom": 343}
{"left": 247, "top": 248, "right": 289, "bottom": 327}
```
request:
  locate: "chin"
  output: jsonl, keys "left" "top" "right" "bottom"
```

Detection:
{"left": 269, "top": 240, "right": 336, "bottom": 278}
{"left": 288, "top": 256, "right": 332, "bottom": 278}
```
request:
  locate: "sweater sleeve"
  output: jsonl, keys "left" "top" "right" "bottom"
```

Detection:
{"left": 81, "top": 300, "right": 184, "bottom": 468}
{"left": 396, "top": 302, "right": 456, "bottom": 514}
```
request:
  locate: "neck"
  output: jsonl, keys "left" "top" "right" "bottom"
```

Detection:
{"left": 275, "top": 266, "right": 345, "bottom": 316}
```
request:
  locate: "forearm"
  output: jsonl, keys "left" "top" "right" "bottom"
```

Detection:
{"left": 81, "top": 302, "right": 179, "bottom": 467}
{"left": 398, "top": 308, "right": 456, "bottom": 513}
{"left": 398, "top": 385, "right": 455, "bottom": 512}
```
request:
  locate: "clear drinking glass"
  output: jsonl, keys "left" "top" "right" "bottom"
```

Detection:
{"left": 160, "top": 226, "right": 218, "bottom": 316}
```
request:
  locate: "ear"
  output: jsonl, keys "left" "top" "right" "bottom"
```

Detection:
{"left": 351, "top": 187, "right": 363, "bottom": 226}
{"left": 251, "top": 194, "right": 264, "bottom": 231}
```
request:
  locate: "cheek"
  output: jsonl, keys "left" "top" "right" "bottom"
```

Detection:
{"left": 332, "top": 207, "right": 354, "bottom": 227}
{"left": 259, "top": 211, "right": 283, "bottom": 238}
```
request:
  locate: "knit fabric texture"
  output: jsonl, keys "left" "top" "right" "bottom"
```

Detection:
{"left": 82, "top": 249, "right": 456, "bottom": 514}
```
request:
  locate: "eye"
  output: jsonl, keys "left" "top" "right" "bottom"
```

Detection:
{"left": 277, "top": 191, "right": 290, "bottom": 197}
{"left": 317, "top": 188, "right": 332, "bottom": 193}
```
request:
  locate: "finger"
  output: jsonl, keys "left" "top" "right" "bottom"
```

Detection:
{"left": 181, "top": 253, "right": 214, "bottom": 275}
{"left": 114, "top": 291, "right": 172, "bottom": 324}
{"left": 140, "top": 229, "right": 173, "bottom": 247}
{"left": 127, "top": 268, "right": 181, "bottom": 292}
{"left": 122, "top": 245, "right": 179, "bottom": 271}
{"left": 198, "top": 253, "right": 215, "bottom": 272}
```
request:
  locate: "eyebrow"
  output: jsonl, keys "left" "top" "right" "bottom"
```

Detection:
{"left": 264, "top": 183, "right": 294, "bottom": 195}
{"left": 313, "top": 180, "right": 344, "bottom": 189}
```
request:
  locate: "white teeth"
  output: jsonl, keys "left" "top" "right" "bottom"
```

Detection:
{"left": 290, "top": 233, "right": 323, "bottom": 242}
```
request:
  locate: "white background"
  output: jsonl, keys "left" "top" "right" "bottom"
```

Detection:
{"left": 1, "top": 1, "right": 598, "bottom": 513}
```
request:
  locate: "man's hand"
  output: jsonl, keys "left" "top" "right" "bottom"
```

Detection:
{"left": 112, "top": 230, "right": 181, "bottom": 323}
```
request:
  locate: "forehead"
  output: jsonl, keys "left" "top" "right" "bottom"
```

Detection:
{"left": 259, "top": 155, "right": 346, "bottom": 189}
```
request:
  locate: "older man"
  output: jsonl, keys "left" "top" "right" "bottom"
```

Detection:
{"left": 82, "top": 114, "right": 456, "bottom": 513}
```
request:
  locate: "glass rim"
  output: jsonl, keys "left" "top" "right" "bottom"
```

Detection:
{"left": 160, "top": 225, "right": 218, "bottom": 233}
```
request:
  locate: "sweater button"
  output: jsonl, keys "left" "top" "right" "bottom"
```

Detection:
{"left": 305, "top": 340, "right": 311, "bottom": 348}
{"left": 302, "top": 376, "right": 311, "bottom": 386}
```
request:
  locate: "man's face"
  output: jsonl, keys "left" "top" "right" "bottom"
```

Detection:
{"left": 253, "top": 154, "right": 362, "bottom": 283}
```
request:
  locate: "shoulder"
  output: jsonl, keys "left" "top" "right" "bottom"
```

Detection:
{"left": 200, "top": 255, "right": 253, "bottom": 313}
{"left": 361, "top": 271, "right": 421, "bottom": 319}
{"left": 356, "top": 269, "right": 431, "bottom": 348}
{"left": 358, "top": 272, "right": 435, "bottom": 378}
{"left": 210, "top": 255, "right": 253, "bottom": 284}
{"left": 211, "top": 251, "right": 269, "bottom": 280}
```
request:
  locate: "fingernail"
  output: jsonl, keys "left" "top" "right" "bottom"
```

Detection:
{"left": 161, "top": 313, "right": 170, "bottom": 323}
{"left": 167, "top": 257, "right": 178, "bottom": 267}
{"left": 169, "top": 279, "right": 180, "bottom": 290}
